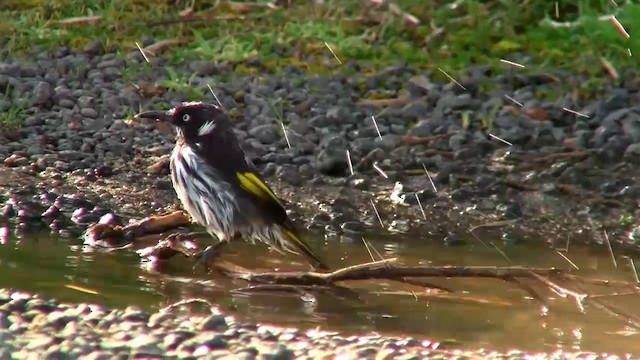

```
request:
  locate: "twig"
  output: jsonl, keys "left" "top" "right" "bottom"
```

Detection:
{"left": 531, "top": 151, "right": 589, "bottom": 164}
{"left": 143, "top": 38, "right": 190, "bottom": 56}
{"left": 160, "top": 298, "right": 218, "bottom": 313}
{"left": 573, "top": 282, "right": 640, "bottom": 329}
{"left": 469, "top": 219, "right": 519, "bottom": 232}
{"left": 83, "top": 210, "right": 191, "bottom": 245}
{"left": 587, "top": 298, "right": 640, "bottom": 329}
{"left": 57, "top": 15, "right": 102, "bottom": 26}
{"left": 529, "top": 272, "right": 586, "bottom": 312}
{"left": 357, "top": 96, "right": 424, "bottom": 107}
{"left": 401, "top": 133, "right": 454, "bottom": 146}
{"left": 223, "top": 260, "right": 565, "bottom": 286}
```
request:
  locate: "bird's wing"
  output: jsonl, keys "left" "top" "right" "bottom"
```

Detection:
{"left": 210, "top": 134, "right": 288, "bottom": 220}
{"left": 195, "top": 123, "right": 290, "bottom": 224}
{"left": 235, "top": 171, "right": 281, "bottom": 204}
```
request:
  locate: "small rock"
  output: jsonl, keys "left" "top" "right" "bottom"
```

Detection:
{"left": 325, "top": 106, "right": 350, "bottom": 123}
{"left": 129, "top": 334, "right": 163, "bottom": 355}
{"left": 80, "top": 108, "right": 98, "bottom": 119}
{"left": 248, "top": 124, "right": 279, "bottom": 144}
{"left": 316, "top": 150, "right": 347, "bottom": 176}
{"left": 623, "top": 143, "right": 640, "bottom": 163}
{"left": 24, "top": 116, "right": 44, "bottom": 127}
{"left": 4, "top": 154, "right": 28, "bottom": 167}
{"left": 190, "top": 61, "right": 221, "bottom": 76}
{"left": 32, "top": 81, "right": 53, "bottom": 106}
{"left": 622, "top": 112, "right": 640, "bottom": 143}
{"left": 95, "top": 165, "right": 113, "bottom": 177}
{"left": 401, "top": 102, "right": 429, "bottom": 120}
{"left": 41, "top": 205, "right": 60, "bottom": 219}
{"left": 98, "top": 213, "right": 121, "bottom": 226}
{"left": 58, "top": 98, "right": 75, "bottom": 108}
{"left": 261, "top": 344, "right": 295, "bottom": 360}
{"left": 199, "top": 314, "right": 228, "bottom": 332}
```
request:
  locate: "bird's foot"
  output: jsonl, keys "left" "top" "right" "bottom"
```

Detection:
{"left": 192, "top": 241, "right": 228, "bottom": 272}
{"left": 164, "top": 231, "right": 205, "bottom": 243}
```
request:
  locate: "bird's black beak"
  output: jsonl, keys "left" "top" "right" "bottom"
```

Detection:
{"left": 134, "top": 110, "right": 174, "bottom": 123}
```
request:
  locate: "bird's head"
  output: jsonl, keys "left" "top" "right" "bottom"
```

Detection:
{"left": 135, "top": 101, "right": 230, "bottom": 141}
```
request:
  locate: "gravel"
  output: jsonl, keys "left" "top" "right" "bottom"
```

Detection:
{"left": 1, "top": 46, "right": 640, "bottom": 356}
{"left": 0, "top": 289, "right": 623, "bottom": 359}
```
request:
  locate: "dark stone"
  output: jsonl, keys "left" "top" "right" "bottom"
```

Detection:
{"left": 95, "top": 165, "right": 114, "bottom": 177}
{"left": 199, "top": 315, "right": 228, "bottom": 332}
{"left": 316, "top": 150, "right": 347, "bottom": 176}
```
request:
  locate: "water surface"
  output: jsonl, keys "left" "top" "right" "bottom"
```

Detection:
{"left": 1, "top": 230, "right": 639, "bottom": 354}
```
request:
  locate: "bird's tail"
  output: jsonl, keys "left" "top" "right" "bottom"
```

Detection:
{"left": 279, "top": 223, "right": 330, "bottom": 271}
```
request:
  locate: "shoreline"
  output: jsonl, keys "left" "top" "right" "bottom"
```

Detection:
{"left": 0, "top": 288, "right": 631, "bottom": 359}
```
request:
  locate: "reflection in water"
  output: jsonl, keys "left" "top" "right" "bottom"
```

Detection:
{"left": 571, "top": 328, "right": 583, "bottom": 350}
{"left": 0, "top": 230, "right": 639, "bottom": 353}
{"left": 382, "top": 242, "right": 403, "bottom": 257}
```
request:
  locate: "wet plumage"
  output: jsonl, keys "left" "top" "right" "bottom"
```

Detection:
{"left": 135, "top": 102, "right": 328, "bottom": 271}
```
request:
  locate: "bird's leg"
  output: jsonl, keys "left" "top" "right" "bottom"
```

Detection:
{"left": 193, "top": 240, "right": 230, "bottom": 272}
{"left": 182, "top": 231, "right": 210, "bottom": 239}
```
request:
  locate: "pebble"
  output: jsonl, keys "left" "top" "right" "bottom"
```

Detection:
{"left": 0, "top": 295, "right": 525, "bottom": 360}
{"left": 0, "top": 49, "right": 637, "bottom": 243}
{"left": 4, "top": 154, "right": 28, "bottom": 167}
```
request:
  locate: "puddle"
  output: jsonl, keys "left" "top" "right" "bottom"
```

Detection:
{"left": 1, "top": 230, "right": 639, "bottom": 354}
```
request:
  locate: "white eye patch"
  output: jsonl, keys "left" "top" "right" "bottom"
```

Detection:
{"left": 197, "top": 120, "right": 217, "bottom": 136}
{"left": 182, "top": 114, "right": 191, "bottom": 122}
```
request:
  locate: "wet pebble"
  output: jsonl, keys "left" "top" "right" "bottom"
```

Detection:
{"left": 41, "top": 205, "right": 60, "bottom": 219}
{"left": 71, "top": 208, "right": 97, "bottom": 224}
{"left": 98, "top": 213, "right": 121, "bottom": 226}
{"left": 3, "top": 154, "right": 29, "bottom": 167}
{"left": 1, "top": 204, "right": 15, "bottom": 218}
{"left": 0, "top": 289, "right": 587, "bottom": 359}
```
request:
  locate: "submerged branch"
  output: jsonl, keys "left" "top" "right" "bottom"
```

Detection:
{"left": 215, "top": 260, "right": 564, "bottom": 286}
{"left": 83, "top": 212, "right": 640, "bottom": 328}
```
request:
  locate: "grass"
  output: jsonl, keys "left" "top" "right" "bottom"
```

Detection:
{"left": 0, "top": 82, "right": 27, "bottom": 129}
{"left": 0, "top": 0, "right": 639, "bottom": 129}
{"left": 0, "top": 0, "right": 638, "bottom": 77}
{"left": 157, "top": 66, "right": 202, "bottom": 101}
{"left": 0, "top": 104, "right": 25, "bottom": 130}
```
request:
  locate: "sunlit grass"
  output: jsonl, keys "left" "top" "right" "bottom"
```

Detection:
{"left": 0, "top": 0, "right": 638, "bottom": 128}
{"left": 0, "top": 0, "right": 637, "bottom": 75}
{"left": 0, "top": 105, "right": 25, "bottom": 130}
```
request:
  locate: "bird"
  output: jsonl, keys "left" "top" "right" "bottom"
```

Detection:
{"left": 134, "top": 101, "right": 329, "bottom": 271}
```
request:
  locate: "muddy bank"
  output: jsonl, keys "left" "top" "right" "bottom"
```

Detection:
{"left": 1, "top": 154, "right": 638, "bottom": 254}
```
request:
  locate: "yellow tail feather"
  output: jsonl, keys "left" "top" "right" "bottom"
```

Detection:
{"left": 281, "top": 227, "right": 329, "bottom": 271}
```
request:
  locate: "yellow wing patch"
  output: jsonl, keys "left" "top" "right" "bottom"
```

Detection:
{"left": 236, "top": 172, "right": 281, "bottom": 203}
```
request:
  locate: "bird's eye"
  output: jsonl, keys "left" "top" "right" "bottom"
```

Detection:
{"left": 182, "top": 114, "right": 191, "bottom": 122}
